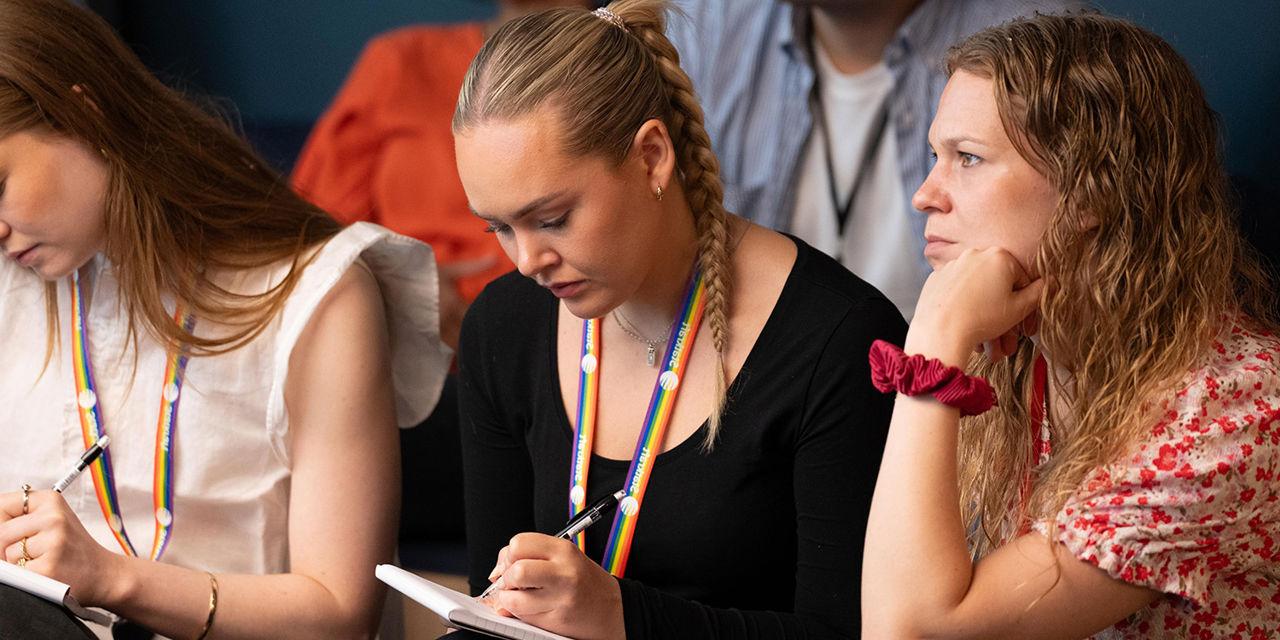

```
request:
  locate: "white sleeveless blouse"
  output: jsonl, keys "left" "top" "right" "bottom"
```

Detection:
{"left": 0, "top": 222, "right": 449, "bottom": 634}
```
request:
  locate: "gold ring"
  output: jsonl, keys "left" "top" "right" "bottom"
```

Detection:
{"left": 21, "top": 483, "right": 31, "bottom": 515}
{"left": 16, "top": 558, "right": 25, "bottom": 567}
{"left": 20, "top": 536, "right": 32, "bottom": 563}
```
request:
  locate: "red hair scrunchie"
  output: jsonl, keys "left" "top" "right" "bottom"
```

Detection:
{"left": 868, "top": 340, "right": 996, "bottom": 416}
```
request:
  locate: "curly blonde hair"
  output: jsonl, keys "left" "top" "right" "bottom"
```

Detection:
{"left": 948, "top": 13, "right": 1277, "bottom": 556}
{"left": 453, "top": 0, "right": 734, "bottom": 446}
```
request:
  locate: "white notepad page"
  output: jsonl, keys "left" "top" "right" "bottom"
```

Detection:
{"left": 376, "top": 564, "right": 574, "bottom": 640}
{"left": 0, "top": 561, "right": 112, "bottom": 625}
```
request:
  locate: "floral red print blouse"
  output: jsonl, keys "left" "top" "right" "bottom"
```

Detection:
{"left": 1034, "top": 322, "right": 1279, "bottom": 639}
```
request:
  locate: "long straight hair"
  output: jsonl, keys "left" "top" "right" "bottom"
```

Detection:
{"left": 0, "top": 0, "right": 343, "bottom": 357}
{"left": 453, "top": 0, "right": 735, "bottom": 446}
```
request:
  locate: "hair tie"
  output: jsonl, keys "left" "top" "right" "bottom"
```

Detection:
{"left": 868, "top": 340, "right": 997, "bottom": 417}
{"left": 592, "top": 7, "right": 628, "bottom": 32}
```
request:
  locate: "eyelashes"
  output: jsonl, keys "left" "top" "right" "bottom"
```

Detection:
{"left": 482, "top": 211, "right": 570, "bottom": 234}
{"left": 539, "top": 213, "right": 568, "bottom": 230}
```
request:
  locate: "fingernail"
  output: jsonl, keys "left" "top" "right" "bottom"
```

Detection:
{"left": 488, "top": 565, "right": 501, "bottom": 581}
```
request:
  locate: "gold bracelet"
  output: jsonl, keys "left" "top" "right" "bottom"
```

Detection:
{"left": 195, "top": 572, "right": 218, "bottom": 640}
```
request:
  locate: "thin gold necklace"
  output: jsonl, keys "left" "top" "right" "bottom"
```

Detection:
{"left": 611, "top": 310, "right": 668, "bottom": 367}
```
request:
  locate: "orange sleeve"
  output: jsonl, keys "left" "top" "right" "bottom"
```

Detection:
{"left": 293, "top": 26, "right": 512, "bottom": 302}
{"left": 291, "top": 36, "right": 401, "bottom": 223}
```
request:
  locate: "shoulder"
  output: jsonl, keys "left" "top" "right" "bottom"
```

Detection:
{"left": 286, "top": 260, "right": 386, "bottom": 390}
{"left": 306, "top": 258, "right": 381, "bottom": 325}
{"left": 461, "top": 270, "right": 553, "bottom": 352}
{"left": 1167, "top": 322, "right": 1279, "bottom": 420}
{"left": 1068, "top": 320, "right": 1279, "bottom": 515}
{"left": 790, "top": 235, "right": 906, "bottom": 325}
{"left": 468, "top": 270, "right": 550, "bottom": 324}
{"left": 276, "top": 223, "right": 451, "bottom": 427}
{"left": 457, "top": 271, "right": 553, "bottom": 406}
{"left": 734, "top": 226, "right": 906, "bottom": 364}
{"left": 1041, "top": 323, "right": 1280, "bottom": 604}
{"left": 345, "top": 23, "right": 484, "bottom": 87}
{"left": 1151, "top": 321, "right": 1280, "bottom": 445}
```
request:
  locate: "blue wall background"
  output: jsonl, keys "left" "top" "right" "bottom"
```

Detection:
{"left": 95, "top": 0, "right": 1279, "bottom": 187}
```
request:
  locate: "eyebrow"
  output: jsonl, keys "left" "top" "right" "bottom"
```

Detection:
{"left": 934, "top": 135, "right": 989, "bottom": 149}
{"left": 470, "top": 191, "right": 568, "bottom": 222}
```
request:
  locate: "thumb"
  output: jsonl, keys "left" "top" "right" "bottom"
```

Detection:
{"left": 439, "top": 255, "right": 498, "bottom": 281}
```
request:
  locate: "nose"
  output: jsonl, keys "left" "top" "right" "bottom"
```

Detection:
{"left": 512, "top": 231, "right": 558, "bottom": 279}
{"left": 912, "top": 163, "right": 951, "bottom": 217}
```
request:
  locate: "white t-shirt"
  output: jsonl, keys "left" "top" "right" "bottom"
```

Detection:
{"left": 0, "top": 222, "right": 450, "bottom": 638}
{"left": 790, "top": 45, "right": 921, "bottom": 320}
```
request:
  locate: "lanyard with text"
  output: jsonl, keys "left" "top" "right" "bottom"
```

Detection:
{"left": 568, "top": 269, "right": 707, "bottom": 577}
{"left": 70, "top": 272, "right": 196, "bottom": 560}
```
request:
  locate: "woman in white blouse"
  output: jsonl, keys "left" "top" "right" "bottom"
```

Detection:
{"left": 0, "top": 1, "right": 449, "bottom": 638}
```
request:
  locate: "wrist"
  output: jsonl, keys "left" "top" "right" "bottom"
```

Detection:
{"left": 95, "top": 552, "right": 139, "bottom": 609}
{"left": 903, "top": 324, "right": 972, "bottom": 368}
{"left": 868, "top": 340, "right": 996, "bottom": 417}
{"left": 603, "top": 577, "right": 627, "bottom": 640}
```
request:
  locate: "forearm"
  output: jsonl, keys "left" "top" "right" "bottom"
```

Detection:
{"left": 861, "top": 333, "right": 978, "bottom": 636}
{"left": 101, "top": 556, "right": 381, "bottom": 640}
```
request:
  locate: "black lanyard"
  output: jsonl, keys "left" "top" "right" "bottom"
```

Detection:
{"left": 807, "top": 53, "right": 892, "bottom": 234}
{"left": 808, "top": 76, "right": 890, "bottom": 234}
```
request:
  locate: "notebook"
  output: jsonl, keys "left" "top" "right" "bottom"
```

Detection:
{"left": 375, "top": 564, "right": 574, "bottom": 640}
{"left": 0, "top": 560, "right": 111, "bottom": 625}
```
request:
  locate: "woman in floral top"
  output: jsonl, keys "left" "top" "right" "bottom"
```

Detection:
{"left": 861, "top": 13, "right": 1279, "bottom": 639}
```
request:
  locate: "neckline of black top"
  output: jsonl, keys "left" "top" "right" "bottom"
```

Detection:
{"left": 542, "top": 234, "right": 810, "bottom": 470}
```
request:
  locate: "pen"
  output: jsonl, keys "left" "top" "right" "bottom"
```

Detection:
{"left": 478, "top": 489, "right": 626, "bottom": 600}
{"left": 52, "top": 436, "right": 111, "bottom": 493}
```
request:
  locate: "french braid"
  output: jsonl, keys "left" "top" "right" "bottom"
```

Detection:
{"left": 611, "top": 0, "right": 734, "bottom": 446}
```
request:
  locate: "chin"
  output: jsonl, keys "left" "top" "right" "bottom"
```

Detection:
{"left": 562, "top": 298, "right": 605, "bottom": 321}
{"left": 35, "top": 256, "right": 87, "bottom": 282}
{"left": 561, "top": 287, "right": 623, "bottom": 321}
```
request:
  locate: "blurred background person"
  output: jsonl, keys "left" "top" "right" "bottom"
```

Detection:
{"left": 666, "top": 0, "right": 1083, "bottom": 320}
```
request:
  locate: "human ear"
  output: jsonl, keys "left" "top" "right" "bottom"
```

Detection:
{"left": 631, "top": 119, "right": 676, "bottom": 196}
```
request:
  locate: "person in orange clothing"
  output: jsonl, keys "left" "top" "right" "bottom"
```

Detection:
{"left": 294, "top": 0, "right": 594, "bottom": 349}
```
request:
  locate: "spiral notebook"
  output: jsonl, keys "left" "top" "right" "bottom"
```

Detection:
{"left": 0, "top": 560, "right": 111, "bottom": 625}
{"left": 376, "top": 564, "right": 574, "bottom": 640}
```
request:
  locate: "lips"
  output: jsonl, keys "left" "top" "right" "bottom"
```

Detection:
{"left": 923, "top": 235, "right": 955, "bottom": 259}
{"left": 8, "top": 244, "right": 38, "bottom": 266}
{"left": 546, "top": 280, "right": 585, "bottom": 299}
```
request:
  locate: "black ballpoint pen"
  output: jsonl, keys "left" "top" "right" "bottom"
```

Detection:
{"left": 478, "top": 489, "right": 626, "bottom": 600}
{"left": 53, "top": 436, "right": 111, "bottom": 493}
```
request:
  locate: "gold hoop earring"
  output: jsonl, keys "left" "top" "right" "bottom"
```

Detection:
{"left": 654, "top": 185, "right": 664, "bottom": 201}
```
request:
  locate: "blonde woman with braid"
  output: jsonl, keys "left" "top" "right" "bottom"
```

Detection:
{"left": 450, "top": 1, "right": 906, "bottom": 638}
{"left": 861, "top": 14, "right": 1280, "bottom": 639}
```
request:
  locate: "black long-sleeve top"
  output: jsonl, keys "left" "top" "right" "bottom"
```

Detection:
{"left": 457, "top": 237, "right": 908, "bottom": 639}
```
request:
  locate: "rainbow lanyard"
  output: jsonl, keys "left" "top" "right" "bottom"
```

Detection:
{"left": 70, "top": 272, "right": 195, "bottom": 560}
{"left": 568, "top": 270, "right": 707, "bottom": 577}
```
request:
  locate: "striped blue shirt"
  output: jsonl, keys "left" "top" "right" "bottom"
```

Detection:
{"left": 666, "top": 0, "right": 1082, "bottom": 273}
